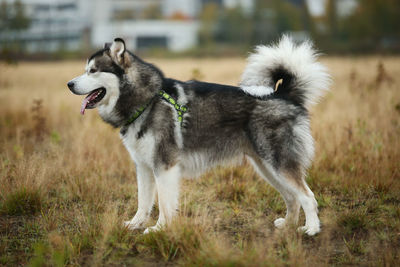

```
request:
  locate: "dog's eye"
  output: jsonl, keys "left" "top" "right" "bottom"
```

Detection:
{"left": 89, "top": 69, "right": 97, "bottom": 74}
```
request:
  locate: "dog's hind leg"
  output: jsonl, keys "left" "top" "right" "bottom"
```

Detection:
{"left": 125, "top": 164, "right": 156, "bottom": 230}
{"left": 247, "top": 156, "right": 301, "bottom": 229}
{"left": 248, "top": 156, "right": 320, "bottom": 235}
{"left": 296, "top": 180, "right": 320, "bottom": 236}
{"left": 144, "top": 164, "right": 181, "bottom": 234}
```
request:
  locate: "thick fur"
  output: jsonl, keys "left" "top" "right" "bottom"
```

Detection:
{"left": 241, "top": 35, "right": 331, "bottom": 108}
{"left": 68, "top": 36, "right": 330, "bottom": 236}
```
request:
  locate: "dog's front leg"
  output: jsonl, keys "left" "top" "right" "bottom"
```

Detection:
{"left": 125, "top": 164, "right": 156, "bottom": 230}
{"left": 143, "top": 165, "right": 181, "bottom": 234}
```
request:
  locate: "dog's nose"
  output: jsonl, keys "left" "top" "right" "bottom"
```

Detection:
{"left": 67, "top": 81, "right": 74, "bottom": 89}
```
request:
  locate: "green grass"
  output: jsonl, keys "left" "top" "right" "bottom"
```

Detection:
{"left": 1, "top": 188, "right": 43, "bottom": 216}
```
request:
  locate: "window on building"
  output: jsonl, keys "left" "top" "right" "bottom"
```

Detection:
{"left": 57, "top": 3, "right": 77, "bottom": 11}
{"left": 137, "top": 36, "right": 168, "bottom": 50}
{"left": 35, "top": 4, "right": 50, "bottom": 12}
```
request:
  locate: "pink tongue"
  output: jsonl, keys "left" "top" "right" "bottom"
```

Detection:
{"left": 80, "top": 90, "right": 101, "bottom": 115}
{"left": 80, "top": 97, "right": 90, "bottom": 115}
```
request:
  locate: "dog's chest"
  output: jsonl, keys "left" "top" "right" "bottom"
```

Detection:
{"left": 120, "top": 125, "right": 155, "bottom": 166}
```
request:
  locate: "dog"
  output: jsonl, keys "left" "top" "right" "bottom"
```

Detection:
{"left": 67, "top": 36, "right": 330, "bottom": 235}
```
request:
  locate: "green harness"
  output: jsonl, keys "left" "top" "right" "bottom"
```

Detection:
{"left": 125, "top": 90, "right": 188, "bottom": 126}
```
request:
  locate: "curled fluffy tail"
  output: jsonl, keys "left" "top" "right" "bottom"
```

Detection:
{"left": 240, "top": 35, "right": 331, "bottom": 109}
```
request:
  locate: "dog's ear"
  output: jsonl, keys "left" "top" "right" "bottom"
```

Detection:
{"left": 110, "top": 38, "right": 129, "bottom": 66}
{"left": 104, "top": 42, "right": 111, "bottom": 49}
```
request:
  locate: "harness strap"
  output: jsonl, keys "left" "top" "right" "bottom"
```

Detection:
{"left": 125, "top": 99, "right": 153, "bottom": 125}
{"left": 125, "top": 90, "right": 187, "bottom": 126}
{"left": 158, "top": 91, "right": 188, "bottom": 124}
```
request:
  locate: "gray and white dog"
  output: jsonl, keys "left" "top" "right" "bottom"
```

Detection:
{"left": 67, "top": 36, "right": 330, "bottom": 235}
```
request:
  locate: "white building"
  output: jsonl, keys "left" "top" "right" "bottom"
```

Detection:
{"left": 0, "top": 0, "right": 202, "bottom": 52}
{"left": 92, "top": 20, "right": 199, "bottom": 52}
{"left": 91, "top": 0, "right": 199, "bottom": 52}
{"left": 0, "top": 0, "right": 91, "bottom": 52}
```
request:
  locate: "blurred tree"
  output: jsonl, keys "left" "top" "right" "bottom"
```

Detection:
{"left": 9, "top": 0, "right": 30, "bottom": 31}
{"left": 1, "top": 0, "right": 30, "bottom": 32}
{"left": 251, "top": 0, "right": 303, "bottom": 44}
{"left": 342, "top": 0, "right": 400, "bottom": 51}
{"left": 325, "top": 0, "right": 337, "bottom": 39}
{"left": 274, "top": 0, "right": 303, "bottom": 33}
{"left": 199, "top": 3, "right": 219, "bottom": 45}
{"left": 311, "top": 0, "right": 339, "bottom": 51}
{"left": 0, "top": 0, "right": 30, "bottom": 57}
{"left": 215, "top": 6, "right": 253, "bottom": 45}
{"left": 300, "top": 0, "right": 314, "bottom": 34}
{"left": 0, "top": 1, "right": 10, "bottom": 31}
{"left": 251, "top": 0, "right": 276, "bottom": 44}
{"left": 198, "top": 0, "right": 400, "bottom": 53}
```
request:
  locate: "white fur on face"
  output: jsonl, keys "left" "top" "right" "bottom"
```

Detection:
{"left": 96, "top": 74, "right": 120, "bottom": 122}
{"left": 69, "top": 72, "right": 105, "bottom": 95}
{"left": 69, "top": 59, "right": 120, "bottom": 117}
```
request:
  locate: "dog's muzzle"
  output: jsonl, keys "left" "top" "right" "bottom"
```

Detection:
{"left": 67, "top": 80, "right": 84, "bottom": 95}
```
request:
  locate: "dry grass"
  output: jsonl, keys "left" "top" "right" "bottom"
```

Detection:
{"left": 0, "top": 56, "right": 399, "bottom": 266}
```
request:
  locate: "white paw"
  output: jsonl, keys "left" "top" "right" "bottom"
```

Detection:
{"left": 297, "top": 225, "right": 320, "bottom": 236}
{"left": 274, "top": 218, "right": 286, "bottom": 229}
{"left": 124, "top": 220, "right": 143, "bottom": 230}
{"left": 143, "top": 225, "right": 161, "bottom": 234}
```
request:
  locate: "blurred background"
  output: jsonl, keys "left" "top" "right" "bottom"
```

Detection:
{"left": 0, "top": 0, "right": 399, "bottom": 60}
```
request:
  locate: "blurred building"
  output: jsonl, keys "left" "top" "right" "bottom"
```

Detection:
{"left": 0, "top": 0, "right": 92, "bottom": 52}
{"left": 0, "top": 0, "right": 262, "bottom": 53}
{"left": 0, "top": 0, "right": 358, "bottom": 53}
{"left": 91, "top": 0, "right": 199, "bottom": 52}
{"left": 94, "top": 0, "right": 255, "bottom": 51}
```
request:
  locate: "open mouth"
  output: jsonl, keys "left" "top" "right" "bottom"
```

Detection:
{"left": 80, "top": 87, "right": 106, "bottom": 115}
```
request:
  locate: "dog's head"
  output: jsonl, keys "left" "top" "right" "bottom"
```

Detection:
{"left": 67, "top": 38, "right": 163, "bottom": 127}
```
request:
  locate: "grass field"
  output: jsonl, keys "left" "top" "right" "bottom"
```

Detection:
{"left": 0, "top": 56, "right": 399, "bottom": 266}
